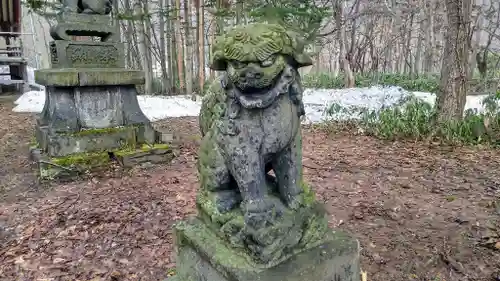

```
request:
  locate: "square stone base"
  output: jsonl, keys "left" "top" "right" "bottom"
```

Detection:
{"left": 171, "top": 217, "right": 361, "bottom": 281}
{"left": 35, "top": 68, "right": 144, "bottom": 87}
{"left": 29, "top": 143, "right": 174, "bottom": 179}
{"left": 31, "top": 124, "right": 174, "bottom": 179}
{"left": 35, "top": 124, "right": 158, "bottom": 157}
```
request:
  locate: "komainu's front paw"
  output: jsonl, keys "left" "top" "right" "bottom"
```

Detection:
{"left": 242, "top": 197, "right": 281, "bottom": 229}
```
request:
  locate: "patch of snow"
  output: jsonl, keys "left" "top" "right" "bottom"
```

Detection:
{"left": 463, "top": 95, "right": 494, "bottom": 114}
{"left": 137, "top": 95, "right": 201, "bottom": 121}
{"left": 11, "top": 85, "right": 495, "bottom": 124}
{"left": 301, "top": 86, "right": 410, "bottom": 123}
{"left": 411, "top": 91, "right": 435, "bottom": 106}
{"left": 399, "top": 90, "right": 495, "bottom": 115}
{"left": 14, "top": 90, "right": 43, "bottom": 105}
{"left": 12, "top": 91, "right": 202, "bottom": 120}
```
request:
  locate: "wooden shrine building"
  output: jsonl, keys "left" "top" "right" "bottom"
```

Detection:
{"left": 0, "top": 0, "right": 28, "bottom": 94}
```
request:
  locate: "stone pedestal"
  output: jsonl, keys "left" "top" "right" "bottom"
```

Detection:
{"left": 29, "top": 11, "right": 174, "bottom": 179}
{"left": 170, "top": 218, "right": 361, "bottom": 281}
{"left": 35, "top": 69, "right": 151, "bottom": 133}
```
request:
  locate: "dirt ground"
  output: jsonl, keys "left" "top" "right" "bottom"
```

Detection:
{"left": 0, "top": 99, "right": 499, "bottom": 281}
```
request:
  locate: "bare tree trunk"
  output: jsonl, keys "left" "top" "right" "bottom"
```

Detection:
{"left": 112, "top": 0, "right": 119, "bottom": 36}
{"left": 196, "top": 0, "right": 205, "bottom": 93}
{"left": 381, "top": 18, "right": 390, "bottom": 72}
{"left": 383, "top": 17, "right": 396, "bottom": 72}
{"left": 235, "top": 0, "right": 243, "bottom": 24}
{"left": 123, "top": 0, "right": 139, "bottom": 69}
{"left": 414, "top": 1, "right": 425, "bottom": 76}
{"left": 143, "top": 0, "right": 153, "bottom": 80}
{"left": 184, "top": 0, "right": 193, "bottom": 97}
{"left": 134, "top": 1, "right": 153, "bottom": 94}
{"left": 167, "top": 0, "right": 175, "bottom": 90}
{"left": 131, "top": 2, "right": 142, "bottom": 70}
{"left": 174, "top": 0, "right": 185, "bottom": 91}
{"left": 208, "top": 12, "right": 217, "bottom": 79}
{"left": 159, "top": 0, "right": 171, "bottom": 93}
{"left": 335, "top": 0, "right": 354, "bottom": 88}
{"left": 215, "top": 0, "right": 224, "bottom": 34}
{"left": 424, "top": 0, "right": 435, "bottom": 73}
{"left": 435, "top": 0, "right": 472, "bottom": 123}
{"left": 347, "top": 0, "right": 360, "bottom": 73}
{"left": 404, "top": 13, "right": 414, "bottom": 75}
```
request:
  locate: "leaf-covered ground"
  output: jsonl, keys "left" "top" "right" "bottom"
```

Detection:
{"left": 0, "top": 99, "right": 499, "bottom": 281}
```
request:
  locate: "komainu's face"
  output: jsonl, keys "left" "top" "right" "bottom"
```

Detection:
{"left": 227, "top": 54, "right": 286, "bottom": 93}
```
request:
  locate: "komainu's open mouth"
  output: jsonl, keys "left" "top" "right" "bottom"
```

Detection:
{"left": 235, "top": 71, "right": 283, "bottom": 96}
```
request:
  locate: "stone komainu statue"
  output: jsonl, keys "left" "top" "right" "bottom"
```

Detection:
{"left": 197, "top": 23, "right": 329, "bottom": 264}
{"left": 59, "top": 0, "right": 112, "bottom": 14}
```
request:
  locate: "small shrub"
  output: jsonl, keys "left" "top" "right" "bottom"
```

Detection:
{"left": 361, "top": 96, "right": 434, "bottom": 140}
{"left": 325, "top": 91, "right": 500, "bottom": 146}
{"left": 302, "top": 72, "right": 499, "bottom": 96}
{"left": 302, "top": 72, "right": 440, "bottom": 93}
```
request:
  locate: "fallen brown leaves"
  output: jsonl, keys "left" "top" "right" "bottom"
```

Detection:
{"left": 0, "top": 101, "right": 498, "bottom": 281}
{"left": 0, "top": 154, "right": 199, "bottom": 280}
{"left": 301, "top": 127, "right": 500, "bottom": 281}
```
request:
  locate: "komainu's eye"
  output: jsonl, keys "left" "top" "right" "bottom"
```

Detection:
{"left": 230, "top": 60, "right": 247, "bottom": 69}
{"left": 260, "top": 55, "right": 276, "bottom": 67}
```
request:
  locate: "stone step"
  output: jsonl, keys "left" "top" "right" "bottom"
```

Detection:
{"left": 0, "top": 57, "right": 27, "bottom": 65}
{"left": 0, "top": 49, "right": 22, "bottom": 54}
{"left": 0, "top": 79, "right": 26, "bottom": 85}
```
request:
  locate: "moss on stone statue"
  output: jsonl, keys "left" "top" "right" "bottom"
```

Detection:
{"left": 196, "top": 184, "right": 329, "bottom": 265}
{"left": 300, "top": 181, "right": 316, "bottom": 205}
{"left": 174, "top": 217, "right": 361, "bottom": 281}
{"left": 210, "top": 23, "right": 313, "bottom": 71}
{"left": 175, "top": 218, "right": 255, "bottom": 269}
{"left": 176, "top": 212, "right": 331, "bottom": 270}
{"left": 199, "top": 78, "right": 227, "bottom": 136}
{"left": 197, "top": 132, "right": 221, "bottom": 191}
{"left": 192, "top": 22, "right": 327, "bottom": 265}
{"left": 197, "top": 190, "right": 242, "bottom": 226}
